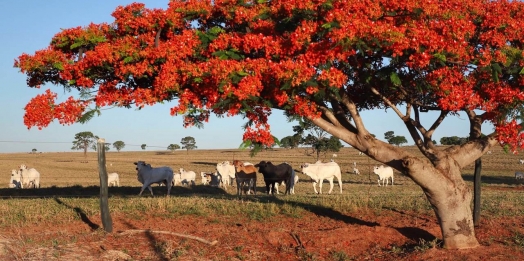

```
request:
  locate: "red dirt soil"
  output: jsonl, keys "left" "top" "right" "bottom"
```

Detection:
{"left": 1, "top": 208, "right": 523, "bottom": 261}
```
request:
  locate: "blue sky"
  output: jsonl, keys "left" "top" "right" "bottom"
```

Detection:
{"left": 0, "top": 1, "right": 492, "bottom": 153}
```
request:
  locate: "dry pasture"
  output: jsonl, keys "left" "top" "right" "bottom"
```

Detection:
{"left": 0, "top": 146, "right": 523, "bottom": 261}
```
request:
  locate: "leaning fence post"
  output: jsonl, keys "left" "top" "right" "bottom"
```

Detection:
{"left": 97, "top": 138, "right": 113, "bottom": 232}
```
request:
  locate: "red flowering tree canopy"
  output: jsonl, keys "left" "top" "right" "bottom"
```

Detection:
{"left": 15, "top": 0, "right": 524, "bottom": 149}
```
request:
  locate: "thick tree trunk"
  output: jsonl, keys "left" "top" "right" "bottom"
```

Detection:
{"left": 415, "top": 163, "right": 479, "bottom": 249}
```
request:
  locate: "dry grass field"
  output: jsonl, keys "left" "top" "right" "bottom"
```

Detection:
{"left": 1, "top": 145, "right": 522, "bottom": 189}
{"left": 0, "top": 146, "right": 523, "bottom": 260}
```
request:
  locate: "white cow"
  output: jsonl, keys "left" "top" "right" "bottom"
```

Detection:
{"left": 519, "top": 159, "right": 524, "bottom": 165}
{"left": 332, "top": 153, "right": 338, "bottom": 158}
{"left": 9, "top": 169, "right": 21, "bottom": 188}
{"left": 300, "top": 161, "right": 343, "bottom": 194}
{"left": 516, "top": 171, "right": 524, "bottom": 179}
{"left": 270, "top": 174, "right": 299, "bottom": 194}
{"left": 216, "top": 161, "right": 235, "bottom": 188}
{"left": 134, "top": 161, "right": 174, "bottom": 196}
{"left": 108, "top": 172, "right": 120, "bottom": 187}
{"left": 373, "top": 165, "right": 394, "bottom": 186}
{"left": 19, "top": 164, "right": 40, "bottom": 189}
{"left": 175, "top": 168, "right": 196, "bottom": 186}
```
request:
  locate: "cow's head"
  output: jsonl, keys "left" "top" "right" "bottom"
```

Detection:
{"left": 134, "top": 161, "right": 147, "bottom": 171}
{"left": 254, "top": 161, "right": 267, "bottom": 168}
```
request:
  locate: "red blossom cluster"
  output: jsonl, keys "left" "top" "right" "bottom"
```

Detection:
{"left": 14, "top": 0, "right": 524, "bottom": 148}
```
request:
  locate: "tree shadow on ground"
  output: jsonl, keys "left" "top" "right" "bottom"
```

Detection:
{"left": 190, "top": 161, "right": 218, "bottom": 167}
{"left": 53, "top": 197, "right": 99, "bottom": 230}
{"left": 462, "top": 174, "right": 521, "bottom": 185}
{"left": 0, "top": 185, "right": 229, "bottom": 198}
{"left": 119, "top": 220, "right": 170, "bottom": 261}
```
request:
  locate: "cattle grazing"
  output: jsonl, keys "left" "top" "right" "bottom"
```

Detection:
{"left": 9, "top": 169, "right": 21, "bottom": 189}
{"left": 358, "top": 151, "right": 364, "bottom": 155}
{"left": 332, "top": 153, "right": 338, "bottom": 158}
{"left": 201, "top": 172, "right": 221, "bottom": 186}
{"left": 487, "top": 150, "right": 492, "bottom": 154}
{"left": 176, "top": 168, "right": 196, "bottom": 186}
{"left": 18, "top": 164, "right": 40, "bottom": 189}
{"left": 134, "top": 161, "right": 174, "bottom": 196}
{"left": 108, "top": 172, "right": 120, "bottom": 187}
{"left": 516, "top": 171, "right": 524, "bottom": 180}
{"left": 233, "top": 160, "right": 257, "bottom": 195}
{"left": 520, "top": 159, "right": 524, "bottom": 165}
{"left": 300, "top": 161, "right": 342, "bottom": 194}
{"left": 254, "top": 161, "right": 295, "bottom": 195}
{"left": 373, "top": 165, "right": 394, "bottom": 186}
{"left": 216, "top": 161, "right": 236, "bottom": 188}
{"left": 269, "top": 174, "right": 299, "bottom": 194}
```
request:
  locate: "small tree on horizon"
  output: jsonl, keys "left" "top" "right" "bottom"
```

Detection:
{"left": 71, "top": 131, "right": 98, "bottom": 157}
{"left": 141, "top": 144, "right": 147, "bottom": 150}
{"left": 31, "top": 148, "right": 37, "bottom": 154}
{"left": 180, "top": 136, "right": 197, "bottom": 154}
{"left": 112, "top": 141, "right": 125, "bottom": 152}
{"left": 167, "top": 144, "right": 180, "bottom": 153}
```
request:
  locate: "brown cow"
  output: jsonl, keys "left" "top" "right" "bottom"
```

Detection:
{"left": 233, "top": 160, "right": 257, "bottom": 195}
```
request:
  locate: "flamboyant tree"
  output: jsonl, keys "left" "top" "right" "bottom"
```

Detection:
{"left": 15, "top": 0, "right": 524, "bottom": 249}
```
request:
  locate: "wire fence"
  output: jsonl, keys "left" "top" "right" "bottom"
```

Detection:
{"left": 0, "top": 140, "right": 167, "bottom": 149}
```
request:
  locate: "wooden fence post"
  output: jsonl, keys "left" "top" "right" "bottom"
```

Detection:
{"left": 97, "top": 138, "right": 113, "bottom": 232}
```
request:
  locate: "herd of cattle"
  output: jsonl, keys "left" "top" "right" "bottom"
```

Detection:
{"left": 7, "top": 159, "right": 400, "bottom": 195}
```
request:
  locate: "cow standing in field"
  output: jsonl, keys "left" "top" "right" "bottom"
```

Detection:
{"left": 254, "top": 161, "right": 295, "bottom": 195}
{"left": 216, "top": 161, "right": 235, "bottom": 188}
{"left": 233, "top": 160, "right": 257, "bottom": 195}
{"left": 300, "top": 161, "right": 342, "bottom": 194}
{"left": 134, "top": 161, "right": 174, "bottom": 196}
{"left": 373, "top": 165, "right": 394, "bottom": 186}
{"left": 19, "top": 164, "right": 40, "bottom": 189}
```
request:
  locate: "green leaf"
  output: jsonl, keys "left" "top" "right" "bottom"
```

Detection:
{"left": 491, "top": 63, "right": 501, "bottom": 83}
{"left": 281, "top": 81, "right": 292, "bottom": 90}
{"left": 433, "top": 53, "right": 446, "bottom": 62}
{"left": 77, "top": 109, "right": 100, "bottom": 124}
{"left": 70, "top": 42, "right": 83, "bottom": 50}
{"left": 237, "top": 71, "right": 249, "bottom": 76}
{"left": 53, "top": 62, "right": 64, "bottom": 70}
{"left": 123, "top": 56, "right": 134, "bottom": 64}
{"left": 390, "top": 72, "right": 401, "bottom": 86}
{"left": 321, "top": 23, "right": 332, "bottom": 29}
{"left": 519, "top": 67, "right": 524, "bottom": 75}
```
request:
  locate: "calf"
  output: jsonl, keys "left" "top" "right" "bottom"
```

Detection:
{"left": 254, "top": 161, "right": 295, "bottom": 195}
{"left": 233, "top": 160, "right": 257, "bottom": 195}
{"left": 176, "top": 168, "right": 196, "bottom": 186}
{"left": 135, "top": 161, "right": 174, "bottom": 196}
{"left": 9, "top": 169, "right": 21, "bottom": 189}
{"left": 270, "top": 174, "right": 299, "bottom": 194}
{"left": 108, "top": 172, "right": 120, "bottom": 187}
